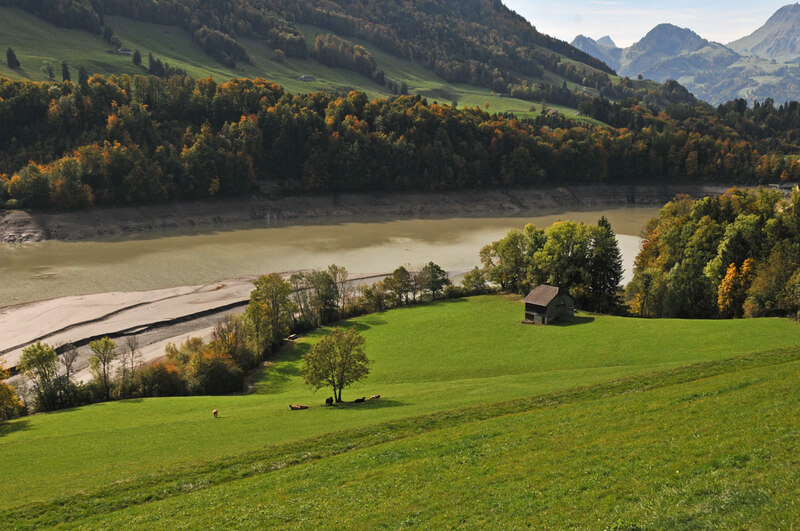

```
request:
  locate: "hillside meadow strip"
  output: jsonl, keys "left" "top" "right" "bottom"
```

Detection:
{"left": 4, "top": 347, "right": 800, "bottom": 527}
{"left": 1, "top": 295, "right": 800, "bottom": 522}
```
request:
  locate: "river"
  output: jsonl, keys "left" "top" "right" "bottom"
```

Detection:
{"left": 0, "top": 206, "right": 658, "bottom": 307}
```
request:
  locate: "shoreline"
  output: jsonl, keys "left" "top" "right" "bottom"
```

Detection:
{"left": 0, "top": 184, "right": 732, "bottom": 243}
{"left": 0, "top": 272, "right": 396, "bottom": 376}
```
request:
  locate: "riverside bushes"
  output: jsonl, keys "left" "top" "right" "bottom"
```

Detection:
{"left": 6, "top": 262, "right": 490, "bottom": 415}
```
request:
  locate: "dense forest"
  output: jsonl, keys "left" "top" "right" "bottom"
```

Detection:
{"left": 627, "top": 188, "right": 800, "bottom": 319}
{"left": 1, "top": 74, "right": 799, "bottom": 210}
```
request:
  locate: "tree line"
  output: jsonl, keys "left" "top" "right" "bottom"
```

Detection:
{"left": 2, "top": 75, "right": 800, "bottom": 211}
{"left": 1, "top": 261, "right": 489, "bottom": 419}
{"left": 626, "top": 188, "right": 800, "bottom": 319}
{"left": 6, "top": 197, "right": 796, "bottom": 421}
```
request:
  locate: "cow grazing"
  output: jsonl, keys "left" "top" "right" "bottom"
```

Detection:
{"left": 212, "top": 409, "right": 218, "bottom": 418}
{"left": 354, "top": 397, "right": 366, "bottom": 403}
{"left": 289, "top": 404, "right": 309, "bottom": 410}
{"left": 325, "top": 397, "right": 334, "bottom": 405}
{"left": 369, "top": 394, "right": 381, "bottom": 400}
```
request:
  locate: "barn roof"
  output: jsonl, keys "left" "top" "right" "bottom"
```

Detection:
{"left": 523, "top": 285, "right": 561, "bottom": 307}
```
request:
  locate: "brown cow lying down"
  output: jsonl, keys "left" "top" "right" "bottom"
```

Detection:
{"left": 289, "top": 404, "right": 309, "bottom": 410}
{"left": 369, "top": 394, "right": 380, "bottom": 400}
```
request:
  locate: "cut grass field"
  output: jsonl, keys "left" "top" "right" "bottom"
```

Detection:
{"left": 65, "top": 353, "right": 800, "bottom": 528}
{"left": 1, "top": 295, "right": 800, "bottom": 526}
{"left": 0, "top": 7, "right": 601, "bottom": 124}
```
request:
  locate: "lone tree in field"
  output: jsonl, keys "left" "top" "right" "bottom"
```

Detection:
{"left": 132, "top": 49, "right": 142, "bottom": 66}
{"left": 89, "top": 337, "right": 117, "bottom": 400}
{"left": 302, "top": 327, "right": 371, "bottom": 403}
{"left": 6, "top": 47, "right": 20, "bottom": 69}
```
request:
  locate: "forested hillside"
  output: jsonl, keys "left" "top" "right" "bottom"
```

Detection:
{"left": 1, "top": 1, "right": 800, "bottom": 211}
{"left": 0, "top": 0, "right": 615, "bottom": 98}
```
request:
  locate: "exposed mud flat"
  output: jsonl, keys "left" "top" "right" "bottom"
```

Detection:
{"left": 0, "top": 185, "right": 729, "bottom": 243}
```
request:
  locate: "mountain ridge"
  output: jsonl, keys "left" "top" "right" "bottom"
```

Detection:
{"left": 571, "top": 4, "right": 800, "bottom": 104}
{"left": 728, "top": 3, "right": 800, "bottom": 61}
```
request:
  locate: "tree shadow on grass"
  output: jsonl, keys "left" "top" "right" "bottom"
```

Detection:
{"left": 254, "top": 342, "right": 309, "bottom": 394}
{"left": 320, "top": 398, "right": 406, "bottom": 411}
{"left": 0, "top": 418, "right": 31, "bottom": 438}
{"left": 550, "top": 315, "right": 595, "bottom": 327}
{"left": 337, "top": 316, "right": 387, "bottom": 333}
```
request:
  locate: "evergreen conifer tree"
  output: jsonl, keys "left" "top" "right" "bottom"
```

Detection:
{"left": 61, "top": 61, "right": 71, "bottom": 82}
{"left": 6, "top": 47, "right": 20, "bottom": 69}
{"left": 590, "top": 216, "right": 624, "bottom": 313}
{"left": 78, "top": 65, "right": 89, "bottom": 86}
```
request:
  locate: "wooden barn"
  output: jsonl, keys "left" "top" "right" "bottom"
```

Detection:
{"left": 523, "top": 285, "right": 574, "bottom": 324}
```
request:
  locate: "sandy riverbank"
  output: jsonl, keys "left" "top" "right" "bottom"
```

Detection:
{"left": 0, "top": 272, "right": 393, "bottom": 376}
{"left": 0, "top": 184, "right": 730, "bottom": 243}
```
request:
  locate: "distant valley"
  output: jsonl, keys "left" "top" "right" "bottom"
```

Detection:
{"left": 572, "top": 3, "right": 800, "bottom": 104}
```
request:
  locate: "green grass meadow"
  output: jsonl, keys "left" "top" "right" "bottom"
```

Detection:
{"left": 76, "top": 357, "right": 800, "bottom": 529}
{"left": 0, "top": 7, "right": 600, "bottom": 123}
{"left": 2, "top": 295, "right": 800, "bottom": 526}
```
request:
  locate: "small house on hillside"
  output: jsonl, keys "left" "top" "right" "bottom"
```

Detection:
{"left": 523, "top": 285, "right": 574, "bottom": 325}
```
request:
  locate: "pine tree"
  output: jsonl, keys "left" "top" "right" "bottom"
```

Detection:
{"left": 590, "top": 216, "right": 624, "bottom": 313}
{"left": 6, "top": 47, "right": 20, "bottom": 69}
{"left": 78, "top": 65, "right": 89, "bottom": 86}
{"left": 61, "top": 60, "right": 71, "bottom": 82}
{"left": 132, "top": 49, "right": 142, "bottom": 66}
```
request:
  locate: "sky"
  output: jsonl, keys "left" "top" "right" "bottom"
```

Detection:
{"left": 503, "top": 0, "right": 793, "bottom": 47}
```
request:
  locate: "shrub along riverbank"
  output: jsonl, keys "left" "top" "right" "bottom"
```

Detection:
{"left": 2, "top": 260, "right": 488, "bottom": 418}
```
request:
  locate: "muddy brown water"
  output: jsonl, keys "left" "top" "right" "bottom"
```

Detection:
{"left": 0, "top": 206, "right": 658, "bottom": 307}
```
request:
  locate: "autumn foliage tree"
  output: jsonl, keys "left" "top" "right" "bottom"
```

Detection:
{"left": 629, "top": 188, "right": 800, "bottom": 319}
{"left": 0, "top": 360, "right": 23, "bottom": 420}
{"left": 717, "top": 258, "right": 755, "bottom": 318}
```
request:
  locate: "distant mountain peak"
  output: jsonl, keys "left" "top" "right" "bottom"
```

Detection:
{"left": 572, "top": 5, "right": 800, "bottom": 105}
{"left": 571, "top": 34, "right": 622, "bottom": 71}
{"left": 597, "top": 36, "right": 616, "bottom": 48}
{"left": 728, "top": 3, "right": 800, "bottom": 61}
{"left": 630, "top": 23, "right": 708, "bottom": 57}
{"left": 771, "top": 2, "right": 800, "bottom": 19}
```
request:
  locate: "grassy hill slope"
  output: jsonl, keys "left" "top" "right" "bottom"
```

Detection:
{"left": 1, "top": 295, "right": 799, "bottom": 516}
{"left": 74, "top": 355, "right": 800, "bottom": 528}
{"left": 0, "top": 7, "right": 599, "bottom": 123}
